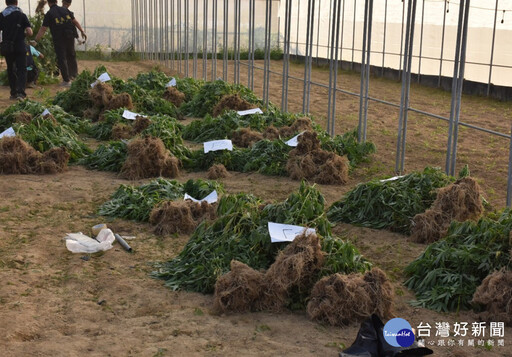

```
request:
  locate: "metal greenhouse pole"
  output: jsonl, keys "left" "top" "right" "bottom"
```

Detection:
{"left": 418, "top": 0, "right": 425, "bottom": 83}
{"left": 212, "top": 0, "right": 218, "bottom": 80}
{"left": 327, "top": 0, "right": 342, "bottom": 136}
{"left": 381, "top": 0, "right": 387, "bottom": 76}
{"left": 164, "top": 0, "right": 169, "bottom": 67}
{"left": 263, "top": 0, "right": 272, "bottom": 107}
{"left": 395, "top": 0, "right": 418, "bottom": 174}
{"left": 193, "top": 0, "right": 199, "bottom": 78}
{"left": 302, "top": 0, "right": 316, "bottom": 114}
{"left": 248, "top": 0, "right": 256, "bottom": 90}
{"left": 487, "top": 0, "right": 499, "bottom": 96}
{"left": 281, "top": 0, "right": 292, "bottom": 112}
{"left": 177, "top": 0, "right": 182, "bottom": 73}
{"left": 222, "top": 0, "right": 228, "bottom": 81}
{"left": 185, "top": 0, "right": 190, "bottom": 76}
{"left": 357, "top": 0, "right": 373, "bottom": 143}
{"left": 203, "top": 0, "right": 209, "bottom": 80}
{"left": 438, "top": 0, "right": 448, "bottom": 87}
{"left": 170, "top": 0, "right": 175, "bottom": 69}
{"left": 447, "top": 0, "right": 471, "bottom": 176}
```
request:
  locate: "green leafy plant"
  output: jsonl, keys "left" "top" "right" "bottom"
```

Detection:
{"left": 405, "top": 210, "right": 512, "bottom": 312}
{"left": 80, "top": 140, "right": 128, "bottom": 172}
{"left": 98, "top": 178, "right": 223, "bottom": 222}
{"left": 327, "top": 167, "right": 454, "bottom": 234}
{"left": 152, "top": 182, "right": 370, "bottom": 294}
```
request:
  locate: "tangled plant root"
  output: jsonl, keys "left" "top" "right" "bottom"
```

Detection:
{"left": 231, "top": 128, "right": 264, "bottom": 148}
{"left": 411, "top": 177, "right": 483, "bottom": 243}
{"left": 263, "top": 126, "right": 280, "bottom": 140}
{"left": 286, "top": 131, "right": 349, "bottom": 185}
{"left": 207, "top": 164, "right": 230, "bottom": 179}
{"left": 472, "top": 268, "right": 512, "bottom": 326}
{"left": 306, "top": 268, "right": 394, "bottom": 326}
{"left": 257, "top": 232, "right": 324, "bottom": 312}
{"left": 105, "top": 93, "right": 133, "bottom": 111}
{"left": 0, "top": 137, "right": 69, "bottom": 174}
{"left": 89, "top": 82, "right": 114, "bottom": 107}
{"left": 149, "top": 200, "right": 216, "bottom": 235}
{"left": 213, "top": 232, "right": 324, "bottom": 313}
{"left": 120, "top": 136, "right": 180, "bottom": 180}
{"left": 213, "top": 260, "right": 266, "bottom": 314}
{"left": 212, "top": 94, "right": 255, "bottom": 117}
{"left": 83, "top": 106, "right": 101, "bottom": 121}
{"left": 14, "top": 111, "right": 32, "bottom": 124}
{"left": 132, "top": 116, "right": 151, "bottom": 134}
{"left": 111, "top": 123, "right": 133, "bottom": 140}
{"left": 163, "top": 86, "right": 186, "bottom": 107}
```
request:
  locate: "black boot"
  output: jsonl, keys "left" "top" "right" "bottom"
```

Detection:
{"left": 340, "top": 316, "right": 379, "bottom": 357}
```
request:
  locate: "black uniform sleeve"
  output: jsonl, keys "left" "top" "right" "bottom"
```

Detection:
{"left": 22, "top": 14, "right": 31, "bottom": 30}
{"left": 42, "top": 12, "right": 51, "bottom": 27}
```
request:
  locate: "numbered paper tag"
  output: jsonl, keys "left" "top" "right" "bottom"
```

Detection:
{"left": 268, "top": 222, "right": 316, "bottom": 243}
{"left": 42, "top": 109, "right": 51, "bottom": 116}
{"left": 0, "top": 127, "right": 15, "bottom": 138}
{"left": 379, "top": 176, "right": 404, "bottom": 183}
{"left": 237, "top": 108, "right": 263, "bottom": 116}
{"left": 90, "top": 72, "right": 111, "bottom": 87}
{"left": 184, "top": 190, "right": 218, "bottom": 204}
{"left": 166, "top": 78, "right": 177, "bottom": 87}
{"left": 285, "top": 131, "right": 305, "bottom": 147}
{"left": 204, "top": 139, "right": 233, "bottom": 153}
{"left": 122, "top": 110, "right": 144, "bottom": 120}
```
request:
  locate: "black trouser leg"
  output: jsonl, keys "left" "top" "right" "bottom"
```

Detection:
{"left": 14, "top": 52, "right": 27, "bottom": 96}
{"left": 5, "top": 53, "right": 17, "bottom": 96}
{"left": 64, "top": 37, "right": 77, "bottom": 79}
{"left": 54, "top": 40, "right": 70, "bottom": 82}
{"left": 5, "top": 52, "right": 27, "bottom": 97}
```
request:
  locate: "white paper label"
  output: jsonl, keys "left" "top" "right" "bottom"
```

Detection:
{"left": 285, "top": 131, "right": 305, "bottom": 147}
{"left": 204, "top": 139, "right": 233, "bottom": 153}
{"left": 0, "top": 127, "right": 15, "bottom": 138}
{"left": 237, "top": 108, "right": 263, "bottom": 116}
{"left": 379, "top": 175, "right": 404, "bottom": 183}
{"left": 42, "top": 109, "right": 51, "bottom": 116}
{"left": 166, "top": 78, "right": 177, "bottom": 87}
{"left": 184, "top": 190, "right": 218, "bottom": 204}
{"left": 268, "top": 222, "right": 316, "bottom": 243}
{"left": 90, "top": 72, "right": 111, "bottom": 87}
{"left": 122, "top": 110, "right": 143, "bottom": 120}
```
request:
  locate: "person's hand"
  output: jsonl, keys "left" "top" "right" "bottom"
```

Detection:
{"left": 29, "top": 40, "right": 37, "bottom": 46}
{"left": 39, "top": 53, "right": 44, "bottom": 59}
{"left": 80, "top": 31, "right": 87, "bottom": 41}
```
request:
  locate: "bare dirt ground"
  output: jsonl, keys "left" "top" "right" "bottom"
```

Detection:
{"left": 0, "top": 59, "right": 511, "bottom": 356}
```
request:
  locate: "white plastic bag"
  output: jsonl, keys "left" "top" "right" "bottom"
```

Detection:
{"left": 65, "top": 229, "right": 115, "bottom": 253}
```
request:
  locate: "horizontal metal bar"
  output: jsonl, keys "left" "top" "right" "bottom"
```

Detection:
{"left": 240, "top": 61, "right": 511, "bottom": 139}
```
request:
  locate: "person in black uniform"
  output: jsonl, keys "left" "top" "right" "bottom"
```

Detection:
{"left": 0, "top": 0, "right": 33, "bottom": 99}
{"left": 61, "top": 0, "right": 81, "bottom": 80}
{"left": 33, "top": 0, "right": 86, "bottom": 86}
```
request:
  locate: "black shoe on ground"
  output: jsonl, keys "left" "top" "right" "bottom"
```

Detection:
{"left": 9, "top": 95, "right": 17, "bottom": 100}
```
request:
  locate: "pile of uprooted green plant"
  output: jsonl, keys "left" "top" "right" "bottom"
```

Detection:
{"left": 149, "top": 182, "right": 398, "bottom": 326}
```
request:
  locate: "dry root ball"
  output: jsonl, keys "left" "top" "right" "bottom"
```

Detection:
{"left": 306, "top": 268, "right": 394, "bottom": 326}
{"left": 286, "top": 132, "right": 349, "bottom": 185}
{"left": 149, "top": 200, "right": 216, "bottom": 235}
{"left": 111, "top": 123, "right": 133, "bottom": 140}
{"left": 257, "top": 232, "right": 324, "bottom": 312}
{"left": 230, "top": 128, "right": 263, "bottom": 148}
{"left": 163, "top": 86, "right": 186, "bottom": 107}
{"left": 89, "top": 82, "right": 114, "bottom": 107}
{"left": 207, "top": 164, "right": 230, "bottom": 179}
{"left": 212, "top": 94, "right": 255, "bottom": 117}
{"left": 263, "top": 126, "right": 280, "bottom": 140}
{"left": 472, "top": 269, "right": 512, "bottom": 326}
{"left": 42, "top": 113, "right": 58, "bottom": 125}
{"left": 132, "top": 116, "right": 151, "bottom": 134}
{"left": 105, "top": 93, "right": 133, "bottom": 111}
{"left": 120, "top": 136, "right": 180, "bottom": 180}
{"left": 279, "top": 117, "right": 314, "bottom": 139}
{"left": 14, "top": 111, "right": 32, "bottom": 124}
{"left": 0, "top": 137, "right": 68, "bottom": 174}
{"left": 411, "top": 177, "right": 483, "bottom": 244}
{"left": 213, "top": 260, "right": 266, "bottom": 314}
{"left": 83, "top": 107, "right": 101, "bottom": 121}
{"left": 38, "top": 147, "right": 70, "bottom": 174}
